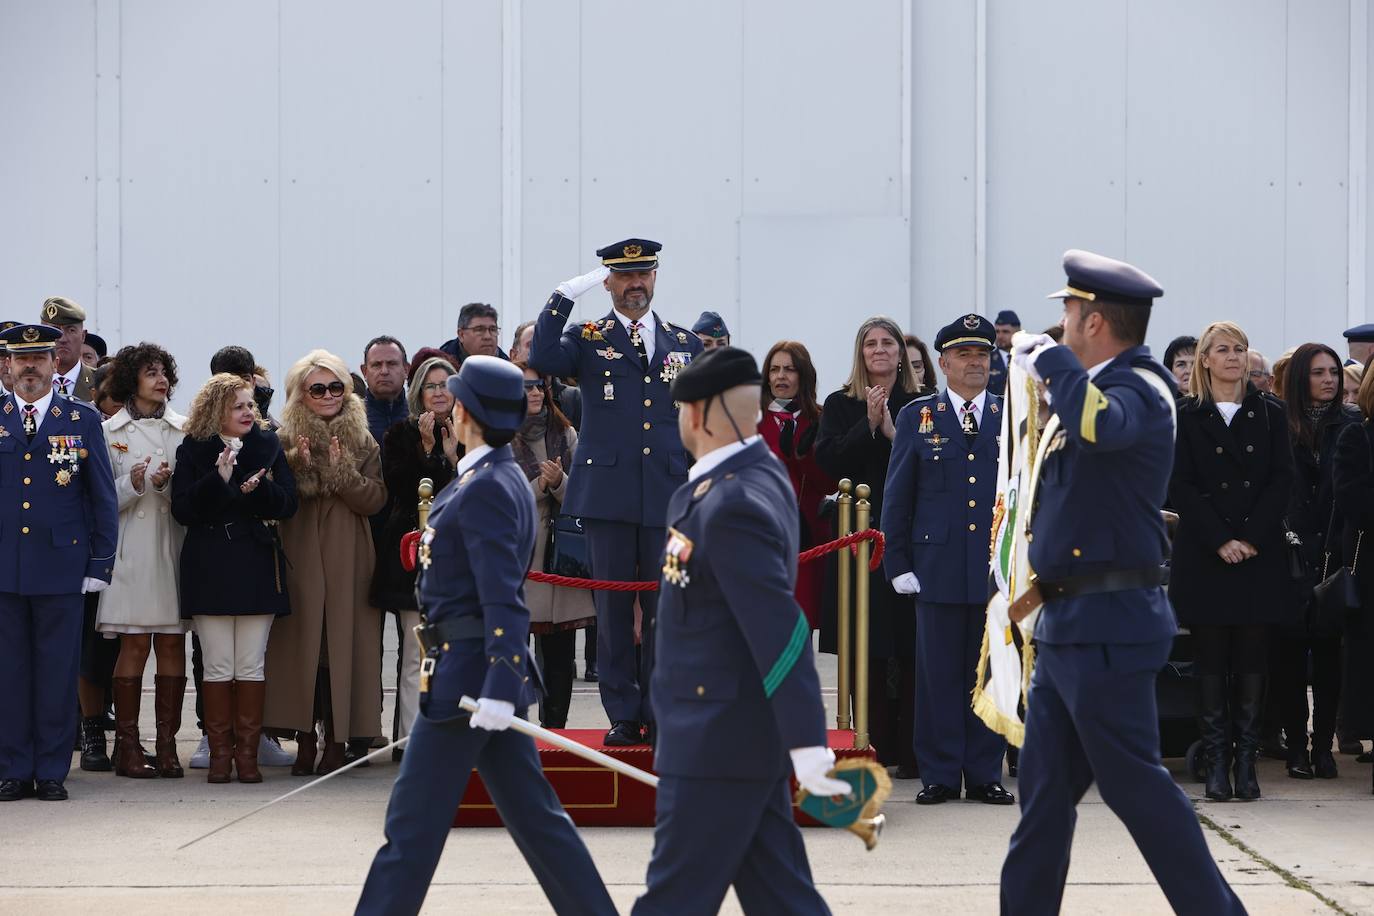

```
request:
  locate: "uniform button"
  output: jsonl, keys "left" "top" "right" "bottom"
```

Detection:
{"left": 73, "top": 540, "right": 78, "bottom": 545}
{"left": 1215, "top": 446, "right": 1223, "bottom": 454}
{"left": 1247, "top": 410, "right": 1255, "bottom": 418}
{"left": 1221, "top": 482, "right": 1229, "bottom": 489}
{"left": 933, "top": 455, "right": 940, "bottom": 462}
{"left": 968, "top": 500, "right": 976, "bottom": 508}
{"left": 644, "top": 399, "right": 652, "bottom": 407}
{"left": 21, "top": 527, "right": 28, "bottom": 534}
{"left": 22, "top": 477, "right": 29, "bottom": 485}
{"left": 968, "top": 523, "right": 977, "bottom": 531}
{"left": 968, "top": 476, "right": 976, "bottom": 484}
{"left": 21, "top": 501, "right": 29, "bottom": 509}
{"left": 967, "top": 453, "right": 975, "bottom": 461}
{"left": 604, "top": 370, "right": 611, "bottom": 377}
{"left": 644, "top": 375, "right": 651, "bottom": 384}
{"left": 1243, "top": 480, "right": 1251, "bottom": 488}
{"left": 1072, "top": 548, "right": 1082, "bottom": 557}
{"left": 643, "top": 447, "right": 651, "bottom": 455}
{"left": 23, "top": 453, "right": 30, "bottom": 461}
{"left": 1246, "top": 445, "right": 1254, "bottom": 452}
{"left": 586, "top": 459, "right": 592, "bottom": 465}
{"left": 643, "top": 422, "right": 651, "bottom": 430}
{"left": 696, "top": 685, "right": 705, "bottom": 696}
{"left": 513, "top": 655, "right": 521, "bottom": 663}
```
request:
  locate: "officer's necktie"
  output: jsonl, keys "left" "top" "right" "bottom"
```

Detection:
{"left": 55, "top": 377, "right": 69, "bottom": 396}
{"left": 961, "top": 400, "right": 978, "bottom": 444}
{"left": 21, "top": 404, "right": 37, "bottom": 439}
{"left": 629, "top": 320, "right": 649, "bottom": 370}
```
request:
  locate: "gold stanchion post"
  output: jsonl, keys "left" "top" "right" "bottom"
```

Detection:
{"left": 417, "top": 478, "right": 434, "bottom": 530}
{"left": 836, "top": 480, "right": 854, "bottom": 732}
{"left": 853, "top": 483, "right": 872, "bottom": 750}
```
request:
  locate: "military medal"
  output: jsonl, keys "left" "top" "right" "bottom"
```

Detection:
{"left": 0, "top": 427, "right": 8, "bottom": 439}
{"left": 660, "top": 351, "right": 692, "bottom": 384}
{"left": 580, "top": 322, "right": 606, "bottom": 342}
{"left": 111, "top": 441, "right": 128, "bottom": 453}
{"left": 918, "top": 406, "right": 933, "bottom": 434}
{"left": 604, "top": 382, "right": 615, "bottom": 401}
{"left": 418, "top": 526, "right": 435, "bottom": 570}
{"left": 55, "top": 468, "right": 72, "bottom": 487}
{"left": 661, "top": 527, "right": 694, "bottom": 588}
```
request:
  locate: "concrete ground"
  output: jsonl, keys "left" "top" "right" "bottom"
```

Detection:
{"left": 2, "top": 631, "right": 1370, "bottom": 915}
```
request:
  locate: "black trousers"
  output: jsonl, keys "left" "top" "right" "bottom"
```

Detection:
{"left": 534, "top": 629, "right": 578, "bottom": 729}
{"left": 1190, "top": 624, "right": 1268, "bottom": 676}
{"left": 1273, "top": 626, "right": 1342, "bottom": 751}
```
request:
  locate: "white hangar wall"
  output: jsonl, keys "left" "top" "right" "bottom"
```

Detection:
{"left": 0, "top": 0, "right": 1369, "bottom": 396}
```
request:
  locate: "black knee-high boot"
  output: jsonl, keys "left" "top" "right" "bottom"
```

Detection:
{"left": 1199, "top": 675, "right": 1232, "bottom": 801}
{"left": 1231, "top": 673, "right": 1264, "bottom": 800}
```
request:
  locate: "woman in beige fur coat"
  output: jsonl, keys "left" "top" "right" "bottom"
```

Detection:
{"left": 263, "top": 350, "right": 387, "bottom": 775}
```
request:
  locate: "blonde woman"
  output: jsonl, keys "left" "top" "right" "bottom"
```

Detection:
{"left": 171, "top": 374, "right": 297, "bottom": 784}
{"left": 263, "top": 350, "right": 388, "bottom": 776}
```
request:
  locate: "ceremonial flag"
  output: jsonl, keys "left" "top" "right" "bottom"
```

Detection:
{"left": 971, "top": 361, "right": 1043, "bottom": 748}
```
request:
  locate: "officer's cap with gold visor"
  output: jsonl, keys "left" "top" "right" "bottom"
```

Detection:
{"left": 0, "top": 323, "right": 61, "bottom": 354}
{"left": 934, "top": 313, "right": 995, "bottom": 353}
{"left": 596, "top": 238, "right": 661, "bottom": 272}
{"left": 1047, "top": 249, "right": 1163, "bottom": 309}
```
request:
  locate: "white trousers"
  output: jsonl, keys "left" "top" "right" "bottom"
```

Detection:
{"left": 396, "top": 610, "right": 422, "bottom": 739}
{"left": 194, "top": 614, "right": 274, "bottom": 682}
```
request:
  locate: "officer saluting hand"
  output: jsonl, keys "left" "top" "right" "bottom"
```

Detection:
{"left": 998, "top": 251, "right": 1246, "bottom": 915}
{"left": 0, "top": 323, "right": 118, "bottom": 803}
{"left": 530, "top": 239, "right": 704, "bottom": 747}
{"left": 634, "top": 346, "right": 846, "bottom": 916}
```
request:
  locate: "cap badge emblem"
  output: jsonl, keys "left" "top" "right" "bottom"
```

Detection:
{"left": 22, "top": 327, "right": 39, "bottom": 342}
{"left": 623, "top": 243, "right": 642, "bottom": 259}
{"left": 963, "top": 315, "right": 980, "bottom": 330}
{"left": 43, "top": 304, "right": 58, "bottom": 320}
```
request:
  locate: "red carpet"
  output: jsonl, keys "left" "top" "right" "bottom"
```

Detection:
{"left": 453, "top": 730, "right": 877, "bottom": 828}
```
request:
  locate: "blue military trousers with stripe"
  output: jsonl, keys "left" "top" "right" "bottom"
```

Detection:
{"left": 586, "top": 519, "right": 664, "bottom": 724}
{"left": 915, "top": 600, "right": 1006, "bottom": 790}
{"left": 0, "top": 592, "right": 83, "bottom": 782}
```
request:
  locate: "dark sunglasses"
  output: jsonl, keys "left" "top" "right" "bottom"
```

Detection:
{"left": 523, "top": 380, "right": 543, "bottom": 390}
{"left": 307, "top": 381, "right": 347, "bottom": 399}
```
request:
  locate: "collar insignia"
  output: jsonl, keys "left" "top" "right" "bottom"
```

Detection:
{"left": 71, "top": 409, "right": 81, "bottom": 421}
{"left": 693, "top": 478, "right": 712, "bottom": 499}
{"left": 50, "top": 406, "right": 61, "bottom": 418}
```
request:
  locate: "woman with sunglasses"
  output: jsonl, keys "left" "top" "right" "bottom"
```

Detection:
{"left": 263, "top": 350, "right": 388, "bottom": 775}
{"left": 512, "top": 361, "right": 594, "bottom": 729}
{"left": 371, "top": 355, "right": 461, "bottom": 756}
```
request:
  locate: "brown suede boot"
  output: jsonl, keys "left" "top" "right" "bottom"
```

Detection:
{"left": 292, "top": 728, "right": 318, "bottom": 777}
{"left": 112, "top": 676, "right": 157, "bottom": 779}
{"left": 153, "top": 675, "right": 186, "bottom": 778}
{"left": 233, "top": 680, "right": 265, "bottom": 784}
{"left": 202, "top": 681, "right": 235, "bottom": 784}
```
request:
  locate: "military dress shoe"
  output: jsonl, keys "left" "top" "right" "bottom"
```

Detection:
{"left": 583, "top": 662, "right": 599, "bottom": 683}
{"left": 966, "top": 783, "right": 1016, "bottom": 805}
{"left": 603, "top": 721, "right": 642, "bottom": 746}
{"left": 915, "top": 784, "right": 959, "bottom": 805}
{"left": 1313, "top": 749, "right": 1339, "bottom": 779}
{"left": 34, "top": 780, "right": 68, "bottom": 801}
{"left": 1006, "top": 746, "right": 1019, "bottom": 778}
{"left": 0, "top": 779, "right": 33, "bottom": 801}
{"left": 1287, "top": 751, "right": 1315, "bottom": 780}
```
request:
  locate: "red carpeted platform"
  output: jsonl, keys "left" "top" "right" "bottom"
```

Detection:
{"left": 453, "top": 729, "right": 876, "bottom": 828}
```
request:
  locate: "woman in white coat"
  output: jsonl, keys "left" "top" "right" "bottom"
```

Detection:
{"left": 95, "top": 344, "right": 188, "bottom": 778}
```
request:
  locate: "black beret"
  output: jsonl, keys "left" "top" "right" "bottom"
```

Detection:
{"left": 670, "top": 346, "right": 761, "bottom": 403}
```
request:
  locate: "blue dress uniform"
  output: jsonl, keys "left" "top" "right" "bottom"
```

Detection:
{"left": 357, "top": 357, "right": 615, "bottom": 916}
{"left": 999, "top": 252, "right": 1245, "bottom": 915}
{"left": 881, "top": 314, "right": 1010, "bottom": 805}
{"left": 987, "top": 347, "right": 1009, "bottom": 397}
{"left": 635, "top": 362, "right": 831, "bottom": 916}
{"left": 529, "top": 239, "right": 704, "bottom": 741}
{"left": 0, "top": 324, "right": 118, "bottom": 801}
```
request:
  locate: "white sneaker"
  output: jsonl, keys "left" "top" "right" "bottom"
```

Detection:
{"left": 189, "top": 735, "right": 210, "bottom": 769}
{"left": 258, "top": 734, "right": 295, "bottom": 767}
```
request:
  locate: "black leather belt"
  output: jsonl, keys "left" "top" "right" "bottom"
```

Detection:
{"left": 1037, "top": 567, "right": 1168, "bottom": 601}
{"left": 414, "top": 616, "right": 484, "bottom": 653}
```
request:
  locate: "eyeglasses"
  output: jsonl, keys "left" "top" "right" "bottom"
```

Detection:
{"left": 420, "top": 382, "right": 449, "bottom": 394}
{"left": 463, "top": 324, "right": 501, "bottom": 337}
{"left": 307, "top": 381, "right": 346, "bottom": 399}
{"left": 523, "top": 380, "right": 543, "bottom": 390}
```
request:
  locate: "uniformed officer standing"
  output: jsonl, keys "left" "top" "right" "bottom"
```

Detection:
{"left": 881, "top": 314, "right": 1013, "bottom": 806}
{"left": 987, "top": 309, "right": 1019, "bottom": 396}
{"left": 634, "top": 346, "right": 848, "bottom": 916}
{"left": 356, "top": 356, "right": 614, "bottom": 916}
{"left": 0, "top": 324, "right": 118, "bottom": 802}
{"left": 998, "top": 251, "right": 1246, "bottom": 914}
{"left": 529, "top": 239, "right": 704, "bottom": 746}
{"left": 39, "top": 297, "right": 97, "bottom": 403}
{"left": 691, "top": 310, "right": 731, "bottom": 349}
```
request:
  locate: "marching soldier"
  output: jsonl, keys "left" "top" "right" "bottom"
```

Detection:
{"left": 529, "top": 239, "right": 704, "bottom": 746}
{"left": 998, "top": 251, "right": 1246, "bottom": 914}
{"left": 356, "top": 356, "right": 615, "bottom": 916}
{"left": 881, "top": 313, "right": 1013, "bottom": 806}
{"left": 634, "top": 345, "right": 848, "bottom": 915}
{"left": 0, "top": 324, "right": 118, "bottom": 802}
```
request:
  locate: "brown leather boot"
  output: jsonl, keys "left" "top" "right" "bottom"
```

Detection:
{"left": 202, "top": 681, "right": 234, "bottom": 784}
{"left": 292, "top": 728, "right": 318, "bottom": 777}
{"left": 111, "top": 676, "right": 157, "bottom": 779}
{"left": 233, "top": 680, "right": 265, "bottom": 784}
{"left": 153, "top": 675, "right": 186, "bottom": 778}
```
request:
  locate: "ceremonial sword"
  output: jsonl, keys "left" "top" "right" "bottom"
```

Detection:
{"left": 177, "top": 695, "right": 657, "bottom": 851}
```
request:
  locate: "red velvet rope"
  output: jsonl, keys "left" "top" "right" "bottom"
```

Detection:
{"left": 402, "top": 526, "right": 886, "bottom": 591}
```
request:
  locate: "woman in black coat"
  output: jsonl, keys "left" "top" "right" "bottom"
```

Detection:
{"left": 1168, "top": 322, "right": 1293, "bottom": 801}
{"left": 1332, "top": 376, "right": 1374, "bottom": 790}
{"left": 171, "top": 374, "right": 297, "bottom": 783}
{"left": 1279, "top": 342, "right": 1359, "bottom": 781}
{"left": 815, "top": 315, "right": 923, "bottom": 775}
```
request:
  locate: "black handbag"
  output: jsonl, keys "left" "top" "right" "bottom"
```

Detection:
{"left": 543, "top": 514, "right": 592, "bottom": 579}
{"left": 1312, "top": 529, "right": 1361, "bottom": 636}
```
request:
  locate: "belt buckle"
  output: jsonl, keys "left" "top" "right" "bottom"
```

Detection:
{"left": 419, "top": 656, "right": 436, "bottom": 694}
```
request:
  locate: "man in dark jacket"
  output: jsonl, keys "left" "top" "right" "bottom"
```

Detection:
{"left": 439, "top": 303, "right": 509, "bottom": 367}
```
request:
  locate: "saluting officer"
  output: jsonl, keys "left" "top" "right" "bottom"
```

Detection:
{"left": 0, "top": 324, "right": 118, "bottom": 802}
{"left": 998, "top": 251, "right": 1246, "bottom": 914}
{"left": 881, "top": 314, "right": 1013, "bottom": 806}
{"left": 529, "top": 239, "right": 704, "bottom": 746}
{"left": 634, "top": 346, "right": 848, "bottom": 916}
{"left": 356, "top": 356, "right": 615, "bottom": 916}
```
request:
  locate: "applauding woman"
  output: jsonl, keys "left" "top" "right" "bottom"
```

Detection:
{"left": 172, "top": 374, "right": 297, "bottom": 783}
{"left": 264, "top": 351, "right": 388, "bottom": 776}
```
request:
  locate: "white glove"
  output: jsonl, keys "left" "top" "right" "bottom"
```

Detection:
{"left": 1010, "top": 331, "right": 1058, "bottom": 383}
{"left": 555, "top": 266, "right": 611, "bottom": 300}
{"left": 790, "top": 746, "right": 854, "bottom": 798}
{"left": 890, "top": 572, "right": 920, "bottom": 595}
{"left": 81, "top": 577, "right": 109, "bottom": 594}
{"left": 468, "top": 698, "right": 516, "bottom": 731}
